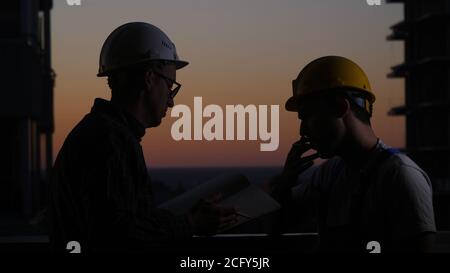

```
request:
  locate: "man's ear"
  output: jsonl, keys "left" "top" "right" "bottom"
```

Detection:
{"left": 335, "top": 96, "right": 350, "bottom": 118}
{"left": 144, "top": 70, "right": 154, "bottom": 90}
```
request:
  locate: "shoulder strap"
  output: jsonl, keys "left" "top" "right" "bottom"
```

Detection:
{"left": 318, "top": 147, "right": 401, "bottom": 247}
{"left": 352, "top": 147, "right": 401, "bottom": 246}
{"left": 357, "top": 147, "right": 401, "bottom": 209}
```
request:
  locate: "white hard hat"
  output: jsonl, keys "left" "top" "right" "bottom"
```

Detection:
{"left": 97, "top": 22, "right": 188, "bottom": 77}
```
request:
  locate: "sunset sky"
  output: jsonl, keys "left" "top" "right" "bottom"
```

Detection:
{"left": 52, "top": 0, "right": 405, "bottom": 167}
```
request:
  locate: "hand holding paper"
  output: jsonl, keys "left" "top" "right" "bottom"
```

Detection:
{"left": 159, "top": 173, "right": 280, "bottom": 234}
{"left": 187, "top": 193, "right": 238, "bottom": 235}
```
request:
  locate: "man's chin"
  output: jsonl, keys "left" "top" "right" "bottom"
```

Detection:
{"left": 318, "top": 152, "right": 333, "bottom": 159}
{"left": 316, "top": 148, "right": 335, "bottom": 159}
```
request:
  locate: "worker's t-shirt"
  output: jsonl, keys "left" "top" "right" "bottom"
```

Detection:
{"left": 292, "top": 139, "right": 436, "bottom": 251}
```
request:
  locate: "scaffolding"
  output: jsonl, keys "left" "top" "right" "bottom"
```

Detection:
{"left": 0, "top": 0, "right": 54, "bottom": 234}
{"left": 387, "top": 0, "right": 450, "bottom": 228}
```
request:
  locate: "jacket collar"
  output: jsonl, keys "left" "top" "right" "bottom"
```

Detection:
{"left": 91, "top": 98, "right": 146, "bottom": 141}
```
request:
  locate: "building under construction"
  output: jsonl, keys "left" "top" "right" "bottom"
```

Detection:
{"left": 387, "top": 0, "right": 450, "bottom": 229}
{"left": 0, "top": 0, "right": 53, "bottom": 238}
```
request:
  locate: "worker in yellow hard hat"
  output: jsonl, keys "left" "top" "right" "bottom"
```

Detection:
{"left": 270, "top": 56, "right": 436, "bottom": 252}
{"left": 285, "top": 55, "right": 376, "bottom": 159}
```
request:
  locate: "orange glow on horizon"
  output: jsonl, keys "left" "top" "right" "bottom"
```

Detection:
{"left": 52, "top": 0, "right": 405, "bottom": 167}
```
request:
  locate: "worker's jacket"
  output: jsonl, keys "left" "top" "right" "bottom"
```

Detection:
{"left": 49, "top": 98, "right": 192, "bottom": 253}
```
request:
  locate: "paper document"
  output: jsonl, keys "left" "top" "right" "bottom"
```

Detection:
{"left": 158, "top": 173, "right": 280, "bottom": 232}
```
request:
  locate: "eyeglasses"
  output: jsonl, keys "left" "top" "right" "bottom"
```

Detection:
{"left": 152, "top": 71, "right": 182, "bottom": 99}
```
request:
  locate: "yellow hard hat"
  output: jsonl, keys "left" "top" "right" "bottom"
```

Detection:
{"left": 285, "top": 56, "right": 376, "bottom": 114}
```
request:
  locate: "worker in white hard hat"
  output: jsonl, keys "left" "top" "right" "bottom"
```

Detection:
{"left": 49, "top": 22, "right": 236, "bottom": 253}
{"left": 270, "top": 56, "right": 436, "bottom": 252}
